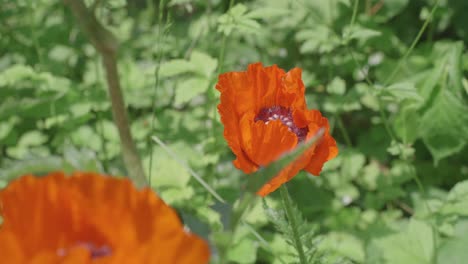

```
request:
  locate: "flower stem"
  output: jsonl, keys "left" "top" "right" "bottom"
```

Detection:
{"left": 280, "top": 185, "right": 307, "bottom": 264}
{"left": 65, "top": 0, "right": 147, "bottom": 188}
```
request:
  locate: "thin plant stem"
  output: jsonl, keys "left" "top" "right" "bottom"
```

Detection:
{"left": 350, "top": 0, "right": 359, "bottom": 27}
{"left": 384, "top": 0, "right": 441, "bottom": 85}
{"left": 347, "top": 46, "right": 396, "bottom": 140}
{"left": 65, "top": 0, "right": 147, "bottom": 188}
{"left": 94, "top": 56, "right": 110, "bottom": 172}
{"left": 151, "top": 135, "right": 225, "bottom": 203}
{"left": 217, "top": 0, "right": 235, "bottom": 76}
{"left": 336, "top": 114, "right": 352, "bottom": 147}
{"left": 210, "top": 0, "right": 236, "bottom": 138}
{"left": 148, "top": 0, "right": 167, "bottom": 186}
{"left": 280, "top": 185, "right": 307, "bottom": 264}
{"left": 28, "top": 1, "right": 44, "bottom": 68}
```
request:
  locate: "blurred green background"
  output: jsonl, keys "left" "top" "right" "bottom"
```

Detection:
{"left": 1, "top": 0, "right": 468, "bottom": 263}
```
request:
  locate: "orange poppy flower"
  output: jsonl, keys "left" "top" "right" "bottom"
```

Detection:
{"left": 0, "top": 171, "right": 210, "bottom": 264}
{"left": 216, "top": 63, "right": 338, "bottom": 196}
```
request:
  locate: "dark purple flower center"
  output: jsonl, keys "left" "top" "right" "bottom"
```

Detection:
{"left": 57, "top": 242, "right": 112, "bottom": 259}
{"left": 255, "top": 106, "right": 308, "bottom": 142}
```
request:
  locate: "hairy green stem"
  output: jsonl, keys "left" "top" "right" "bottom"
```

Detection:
{"left": 64, "top": 0, "right": 147, "bottom": 188}
{"left": 280, "top": 185, "right": 307, "bottom": 264}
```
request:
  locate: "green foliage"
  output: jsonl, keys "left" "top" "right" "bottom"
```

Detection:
{"left": 1, "top": 0, "right": 468, "bottom": 263}
{"left": 263, "top": 196, "right": 324, "bottom": 264}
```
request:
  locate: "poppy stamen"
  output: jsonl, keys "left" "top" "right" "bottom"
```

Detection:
{"left": 255, "top": 106, "right": 308, "bottom": 142}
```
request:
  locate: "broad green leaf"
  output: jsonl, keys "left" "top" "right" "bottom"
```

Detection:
{"left": 159, "top": 59, "right": 194, "bottom": 77}
{"left": 327, "top": 77, "right": 346, "bottom": 95}
{"left": 343, "top": 25, "right": 382, "bottom": 43}
{"left": 246, "top": 7, "right": 289, "bottom": 19}
{"left": 218, "top": 4, "right": 261, "bottom": 36}
{"left": 378, "top": 82, "right": 423, "bottom": 103}
{"left": 419, "top": 89, "right": 468, "bottom": 164}
{"left": 373, "top": 218, "right": 435, "bottom": 264}
{"left": 340, "top": 150, "right": 365, "bottom": 180}
{"left": 17, "top": 131, "right": 48, "bottom": 147}
{"left": 175, "top": 77, "right": 209, "bottom": 105}
{"left": 374, "top": 0, "right": 409, "bottom": 22}
{"left": 62, "top": 147, "right": 103, "bottom": 173}
{"left": 160, "top": 186, "right": 195, "bottom": 205}
{"left": 227, "top": 230, "right": 258, "bottom": 263}
{"left": 440, "top": 180, "right": 468, "bottom": 216}
{"left": 393, "top": 104, "right": 420, "bottom": 143}
{"left": 70, "top": 126, "right": 102, "bottom": 152}
{"left": 437, "top": 236, "right": 468, "bottom": 264}
{"left": 145, "top": 146, "right": 191, "bottom": 188}
{"left": 190, "top": 51, "right": 217, "bottom": 78}
{"left": 320, "top": 232, "right": 365, "bottom": 263}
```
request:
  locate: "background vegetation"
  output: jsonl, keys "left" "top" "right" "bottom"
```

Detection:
{"left": 1, "top": 0, "right": 468, "bottom": 263}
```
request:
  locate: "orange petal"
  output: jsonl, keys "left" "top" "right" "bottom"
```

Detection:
{"left": 0, "top": 172, "right": 210, "bottom": 263}
{"left": 239, "top": 112, "right": 298, "bottom": 167}
{"left": 218, "top": 93, "right": 258, "bottom": 173}
{"left": 0, "top": 231, "right": 23, "bottom": 263}
{"left": 257, "top": 140, "right": 318, "bottom": 196}
{"left": 305, "top": 134, "right": 338, "bottom": 175}
{"left": 295, "top": 109, "right": 338, "bottom": 175}
{"left": 278, "top": 67, "right": 307, "bottom": 110}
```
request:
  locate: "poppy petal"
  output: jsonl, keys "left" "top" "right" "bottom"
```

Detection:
{"left": 218, "top": 92, "right": 258, "bottom": 173}
{"left": 257, "top": 140, "right": 318, "bottom": 196}
{"left": 239, "top": 111, "right": 298, "bottom": 167}
{"left": 278, "top": 67, "right": 307, "bottom": 110}
{"left": 305, "top": 134, "right": 338, "bottom": 175}
{"left": 0, "top": 172, "right": 210, "bottom": 263}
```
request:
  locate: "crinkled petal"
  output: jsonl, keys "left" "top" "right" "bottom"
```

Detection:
{"left": 218, "top": 93, "right": 258, "bottom": 173}
{"left": 257, "top": 140, "right": 318, "bottom": 196}
{"left": 305, "top": 134, "right": 338, "bottom": 175}
{"left": 278, "top": 67, "right": 307, "bottom": 110}
{"left": 239, "top": 112, "right": 298, "bottom": 167}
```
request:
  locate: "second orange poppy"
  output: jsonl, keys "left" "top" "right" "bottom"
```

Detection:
{"left": 216, "top": 63, "right": 338, "bottom": 196}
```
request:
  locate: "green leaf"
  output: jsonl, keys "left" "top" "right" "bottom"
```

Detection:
{"left": 190, "top": 51, "right": 217, "bottom": 78}
{"left": 246, "top": 7, "right": 289, "bottom": 19}
{"left": 378, "top": 82, "right": 423, "bottom": 103}
{"left": 437, "top": 236, "right": 468, "bottom": 264}
{"left": 440, "top": 180, "right": 468, "bottom": 216}
{"left": 159, "top": 59, "right": 194, "bottom": 77}
{"left": 343, "top": 25, "right": 382, "bottom": 43}
{"left": 145, "top": 146, "right": 191, "bottom": 188}
{"left": 419, "top": 89, "right": 468, "bottom": 164}
{"left": 175, "top": 77, "right": 209, "bottom": 105}
{"left": 327, "top": 77, "right": 346, "bottom": 95}
{"left": 373, "top": 218, "right": 435, "bottom": 264}
{"left": 320, "top": 232, "right": 365, "bottom": 263}
{"left": 218, "top": 4, "right": 261, "bottom": 36}
{"left": 340, "top": 150, "right": 365, "bottom": 180}
{"left": 393, "top": 104, "right": 421, "bottom": 143}
{"left": 227, "top": 227, "right": 259, "bottom": 263}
